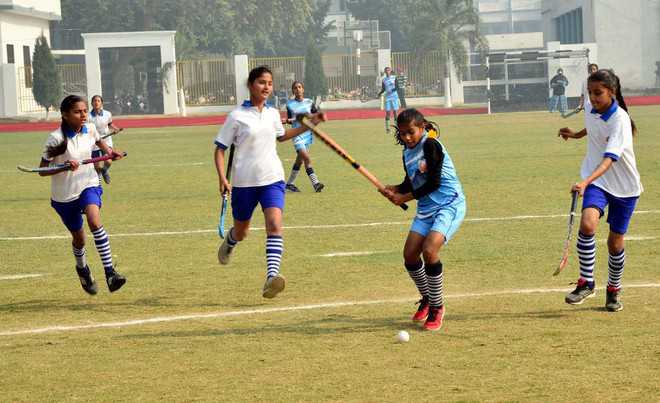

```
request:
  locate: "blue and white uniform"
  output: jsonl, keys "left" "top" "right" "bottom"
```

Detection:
{"left": 581, "top": 100, "right": 642, "bottom": 234}
{"left": 381, "top": 75, "right": 400, "bottom": 112}
{"left": 214, "top": 100, "right": 286, "bottom": 221}
{"left": 398, "top": 133, "right": 466, "bottom": 241}
{"left": 89, "top": 109, "right": 113, "bottom": 157}
{"left": 286, "top": 98, "right": 317, "bottom": 152}
{"left": 42, "top": 123, "right": 104, "bottom": 231}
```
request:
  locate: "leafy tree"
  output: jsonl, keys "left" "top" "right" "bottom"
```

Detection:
{"left": 303, "top": 43, "right": 328, "bottom": 101}
{"left": 32, "top": 36, "right": 61, "bottom": 118}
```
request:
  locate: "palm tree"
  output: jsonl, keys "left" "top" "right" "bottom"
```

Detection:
{"left": 400, "top": 0, "right": 488, "bottom": 106}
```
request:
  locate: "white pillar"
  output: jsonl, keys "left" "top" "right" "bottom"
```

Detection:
{"left": 160, "top": 34, "right": 178, "bottom": 115}
{"left": 377, "top": 49, "right": 391, "bottom": 73}
{"left": 234, "top": 54, "right": 249, "bottom": 106}
{"left": 84, "top": 44, "right": 102, "bottom": 102}
{"left": 0, "top": 64, "right": 19, "bottom": 117}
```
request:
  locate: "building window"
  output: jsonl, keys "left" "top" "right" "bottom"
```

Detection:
{"left": 6, "top": 44, "right": 15, "bottom": 64}
{"left": 555, "top": 8, "right": 583, "bottom": 44}
{"left": 23, "top": 45, "right": 32, "bottom": 88}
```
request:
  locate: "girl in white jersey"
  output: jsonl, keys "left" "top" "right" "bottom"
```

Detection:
{"left": 39, "top": 95, "right": 127, "bottom": 295}
{"left": 89, "top": 95, "right": 120, "bottom": 184}
{"left": 558, "top": 69, "right": 642, "bottom": 312}
{"left": 214, "top": 66, "right": 326, "bottom": 299}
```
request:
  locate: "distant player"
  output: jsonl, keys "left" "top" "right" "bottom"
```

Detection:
{"left": 380, "top": 108, "right": 466, "bottom": 331}
{"left": 558, "top": 69, "right": 643, "bottom": 312}
{"left": 38, "top": 95, "right": 126, "bottom": 295}
{"left": 214, "top": 66, "right": 326, "bottom": 298}
{"left": 578, "top": 63, "right": 599, "bottom": 111}
{"left": 377, "top": 67, "right": 400, "bottom": 134}
{"left": 284, "top": 81, "right": 325, "bottom": 193}
{"left": 89, "top": 95, "right": 120, "bottom": 184}
{"left": 395, "top": 67, "right": 408, "bottom": 109}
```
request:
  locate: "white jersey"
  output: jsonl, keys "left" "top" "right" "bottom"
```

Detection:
{"left": 582, "top": 101, "right": 643, "bottom": 198}
{"left": 214, "top": 101, "right": 285, "bottom": 187}
{"left": 581, "top": 80, "right": 591, "bottom": 111}
{"left": 42, "top": 123, "right": 101, "bottom": 202}
{"left": 89, "top": 109, "right": 113, "bottom": 149}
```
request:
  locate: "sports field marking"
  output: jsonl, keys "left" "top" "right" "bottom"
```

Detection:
{"left": 0, "top": 274, "right": 45, "bottom": 281}
{"left": 1, "top": 210, "right": 659, "bottom": 241}
{"left": 1, "top": 283, "right": 658, "bottom": 337}
{"left": 318, "top": 251, "right": 391, "bottom": 257}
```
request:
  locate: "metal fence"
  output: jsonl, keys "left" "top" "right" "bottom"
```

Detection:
{"left": 177, "top": 58, "right": 236, "bottom": 106}
{"left": 17, "top": 64, "right": 87, "bottom": 113}
{"left": 391, "top": 50, "right": 445, "bottom": 97}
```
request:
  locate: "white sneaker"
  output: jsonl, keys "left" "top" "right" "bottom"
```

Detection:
{"left": 262, "top": 274, "right": 286, "bottom": 299}
{"left": 217, "top": 238, "right": 233, "bottom": 265}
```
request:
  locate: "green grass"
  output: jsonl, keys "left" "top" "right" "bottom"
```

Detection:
{"left": 1, "top": 107, "right": 659, "bottom": 401}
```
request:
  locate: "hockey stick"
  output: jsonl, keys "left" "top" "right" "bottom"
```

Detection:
{"left": 554, "top": 190, "right": 579, "bottom": 276}
{"left": 218, "top": 144, "right": 235, "bottom": 239}
{"left": 562, "top": 106, "right": 583, "bottom": 119}
{"left": 298, "top": 115, "right": 408, "bottom": 211}
{"left": 17, "top": 152, "right": 127, "bottom": 174}
{"left": 101, "top": 127, "right": 124, "bottom": 140}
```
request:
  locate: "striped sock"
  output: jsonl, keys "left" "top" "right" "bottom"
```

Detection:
{"left": 425, "top": 261, "right": 444, "bottom": 308}
{"left": 405, "top": 260, "right": 428, "bottom": 297}
{"left": 577, "top": 232, "right": 596, "bottom": 285}
{"left": 287, "top": 165, "right": 300, "bottom": 185}
{"left": 608, "top": 249, "right": 625, "bottom": 289}
{"left": 306, "top": 167, "right": 320, "bottom": 186}
{"left": 72, "top": 244, "right": 87, "bottom": 269}
{"left": 92, "top": 226, "right": 114, "bottom": 277}
{"left": 266, "top": 235, "right": 283, "bottom": 278}
{"left": 227, "top": 228, "right": 238, "bottom": 248}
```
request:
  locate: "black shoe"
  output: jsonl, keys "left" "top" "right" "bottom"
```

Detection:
{"left": 76, "top": 265, "right": 98, "bottom": 295}
{"left": 106, "top": 271, "right": 127, "bottom": 293}
{"left": 565, "top": 278, "right": 595, "bottom": 305}
{"left": 605, "top": 286, "right": 623, "bottom": 312}
{"left": 285, "top": 183, "right": 301, "bottom": 193}
{"left": 313, "top": 182, "right": 325, "bottom": 193}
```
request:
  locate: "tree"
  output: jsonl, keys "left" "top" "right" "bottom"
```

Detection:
{"left": 303, "top": 43, "right": 328, "bottom": 101}
{"left": 32, "top": 36, "right": 61, "bottom": 118}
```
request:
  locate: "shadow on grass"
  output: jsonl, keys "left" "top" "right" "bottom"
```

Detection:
{"left": 0, "top": 296, "right": 173, "bottom": 314}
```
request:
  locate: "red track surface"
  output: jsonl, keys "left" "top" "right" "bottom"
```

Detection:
{"left": 2, "top": 96, "right": 658, "bottom": 133}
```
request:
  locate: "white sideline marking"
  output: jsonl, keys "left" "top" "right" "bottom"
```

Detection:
{"left": 0, "top": 274, "right": 45, "bottom": 281}
{"left": 319, "top": 251, "right": 390, "bottom": 257}
{"left": 1, "top": 210, "right": 658, "bottom": 241}
{"left": 1, "top": 283, "right": 658, "bottom": 337}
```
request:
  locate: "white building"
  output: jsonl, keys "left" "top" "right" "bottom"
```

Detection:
{"left": 542, "top": 0, "right": 660, "bottom": 90}
{"left": 0, "top": 0, "right": 61, "bottom": 117}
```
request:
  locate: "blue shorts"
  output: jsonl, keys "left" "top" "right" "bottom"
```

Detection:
{"left": 385, "top": 98, "right": 400, "bottom": 112}
{"left": 293, "top": 132, "right": 313, "bottom": 152}
{"left": 231, "top": 181, "right": 286, "bottom": 222}
{"left": 51, "top": 186, "right": 103, "bottom": 232}
{"left": 582, "top": 184, "right": 638, "bottom": 234}
{"left": 91, "top": 149, "right": 105, "bottom": 158}
{"left": 410, "top": 198, "right": 466, "bottom": 242}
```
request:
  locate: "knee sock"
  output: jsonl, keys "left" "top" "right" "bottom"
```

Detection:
{"left": 576, "top": 232, "right": 596, "bottom": 286}
{"left": 266, "top": 235, "right": 283, "bottom": 278}
{"left": 405, "top": 260, "right": 428, "bottom": 298}
{"left": 306, "top": 167, "right": 320, "bottom": 186}
{"left": 92, "top": 226, "right": 114, "bottom": 277}
{"left": 72, "top": 244, "right": 87, "bottom": 269}
{"left": 287, "top": 163, "right": 301, "bottom": 185}
{"left": 425, "top": 261, "right": 444, "bottom": 308}
{"left": 608, "top": 249, "right": 625, "bottom": 290}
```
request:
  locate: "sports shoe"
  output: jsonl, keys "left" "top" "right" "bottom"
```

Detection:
{"left": 423, "top": 306, "right": 445, "bottom": 331}
{"left": 217, "top": 237, "right": 234, "bottom": 265}
{"left": 101, "top": 168, "right": 111, "bottom": 184}
{"left": 605, "top": 286, "right": 623, "bottom": 312}
{"left": 412, "top": 296, "right": 430, "bottom": 323}
{"left": 565, "top": 278, "right": 595, "bottom": 305}
{"left": 106, "top": 270, "right": 127, "bottom": 292}
{"left": 76, "top": 265, "right": 98, "bottom": 295}
{"left": 285, "top": 183, "right": 301, "bottom": 193}
{"left": 313, "top": 182, "right": 325, "bottom": 193}
{"left": 262, "top": 274, "right": 286, "bottom": 299}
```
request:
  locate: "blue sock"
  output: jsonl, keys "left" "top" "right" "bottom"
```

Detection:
{"left": 266, "top": 235, "right": 283, "bottom": 278}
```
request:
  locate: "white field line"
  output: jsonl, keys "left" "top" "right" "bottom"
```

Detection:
{"left": 318, "top": 251, "right": 391, "bottom": 257}
{"left": 1, "top": 283, "right": 659, "bottom": 337}
{"left": 1, "top": 210, "right": 659, "bottom": 241}
{"left": 0, "top": 274, "right": 45, "bottom": 281}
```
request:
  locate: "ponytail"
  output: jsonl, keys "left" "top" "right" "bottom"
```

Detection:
{"left": 612, "top": 75, "right": 638, "bottom": 136}
{"left": 46, "top": 95, "right": 86, "bottom": 158}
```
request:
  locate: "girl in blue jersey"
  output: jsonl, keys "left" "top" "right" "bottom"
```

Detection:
{"left": 284, "top": 81, "right": 324, "bottom": 193}
{"left": 381, "top": 108, "right": 466, "bottom": 331}
{"left": 377, "top": 67, "right": 401, "bottom": 134}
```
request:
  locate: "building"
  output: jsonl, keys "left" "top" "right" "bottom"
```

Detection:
{"left": 0, "top": 0, "right": 62, "bottom": 117}
{"left": 542, "top": 0, "right": 660, "bottom": 90}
